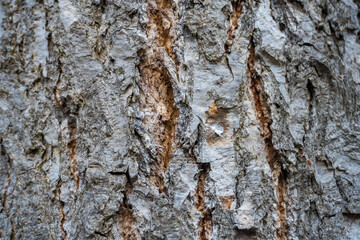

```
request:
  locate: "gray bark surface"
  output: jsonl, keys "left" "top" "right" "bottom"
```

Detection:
{"left": 0, "top": 0, "right": 360, "bottom": 239}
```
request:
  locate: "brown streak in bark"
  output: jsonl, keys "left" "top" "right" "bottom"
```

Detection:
{"left": 195, "top": 163, "right": 213, "bottom": 240}
{"left": 205, "top": 102, "right": 231, "bottom": 146}
{"left": 118, "top": 171, "right": 139, "bottom": 240}
{"left": 247, "top": 36, "right": 288, "bottom": 240}
{"left": 148, "top": 0, "right": 179, "bottom": 170}
{"left": 138, "top": 0, "right": 179, "bottom": 193}
{"left": 147, "top": 0, "right": 179, "bottom": 171}
{"left": 148, "top": 0, "right": 177, "bottom": 64}
{"left": 60, "top": 201, "right": 67, "bottom": 240}
{"left": 225, "top": 0, "right": 244, "bottom": 53}
{"left": 53, "top": 61, "right": 80, "bottom": 192}
{"left": 68, "top": 119, "right": 80, "bottom": 192}
{"left": 138, "top": 51, "right": 178, "bottom": 194}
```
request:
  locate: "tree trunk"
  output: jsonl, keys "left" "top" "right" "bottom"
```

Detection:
{"left": 1, "top": 0, "right": 360, "bottom": 239}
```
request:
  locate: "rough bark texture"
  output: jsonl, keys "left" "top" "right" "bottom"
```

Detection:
{"left": 0, "top": 0, "right": 360, "bottom": 239}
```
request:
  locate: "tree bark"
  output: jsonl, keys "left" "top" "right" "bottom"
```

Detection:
{"left": 0, "top": 0, "right": 360, "bottom": 239}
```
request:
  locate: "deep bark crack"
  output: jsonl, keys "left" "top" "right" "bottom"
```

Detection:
{"left": 195, "top": 163, "right": 213, "bottom": 240}
{"left": 225, "top": 0, "right": 244, "bottom": 54}
{"left": 53, "top": 59, "right": 63, "bottom": 110}
{"left": 10, "top": 219, "right": 15, "bottom": 240}
{"left": 136, "top": 0, "right": 179, "bottom": 193}
{"left": 53, "top": 60, "right": 80, "bottom": 193}
{"left": 137, "top": 50, "right": 179, "bottom": 194}
{"left": 0, "top": 142, "right": 12, "bottom": 215}
{"left": 247, "top": 36, "right": 288, "bottom": 240}
{"left": 117, "top": 170, "right": 139, "bottom": 240}
{"left": 0, "top": 141, "right": 15, "bottom": 239}
{"left": 60, "top": 200, "right": 67, "bottom": 240}
{"left": 148, "top": 0, "right": 178, "bottom": 64}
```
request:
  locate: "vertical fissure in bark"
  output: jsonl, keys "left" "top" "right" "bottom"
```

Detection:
{"left": 247, "top": 36, "right": 288, "bottom": 240}
{"left": 0, "top": 142, "right": 12, "bottom": 215}
{"left": 306, "top": 80, "right": 315, "bottom": 128}
{"left": 68, "top": 118, "right": 80, "bottom": 192}
{"left": 117, "top": 170, "right": 139, "bottom": 240}
{"left": 53, "top": 61, "right": 80, "bottom": 193}
{"left": 148, "top": 0, "right": 178, "bottom": 64}
{"left": 225, "top": 0, "right": 244, "bottom": 53}
{"left": 147, "top": 0, "right": 179, "bottom": 171}
{"left": 195, "top": 163, "right": 213, "bottom": 240}
{"left": 0, "top": 142, "right": 15, "bottom": 239}
{"left": 60, "top": 200, "right": 67, "bottom": 240}
{"left": 138, "top": 51, "right": 178, "bottom": 194}
{"left": 10, "top": 219, "right": 15, "bottom": 240}
{"left": 136, "top": 0, "right": 179, "bottom": 193}
{"left": 54, "top": 59, "right": 63, "bottom": 109}
{"left": 56, "top": 175, "right": 67, "bottom": 240}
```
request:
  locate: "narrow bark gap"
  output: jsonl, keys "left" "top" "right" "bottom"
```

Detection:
{"left": 247, "top": 36, "right": 288, "bottom": 240}
{"left": 306, "top": 79, "right": 315, "bottom": 130}
{"left": 53, "top": 61, "right": 80, "bottom": 193}
{"left": 60, "top": 200, "right": 67, "bottom": 240}
{"left": 234, "top": 228, "right": 257, "bottom": 240}
{"left": 68, "top": 118, "right": 79, "bottom": 192}
{"left": 343, "top": 213, "right": 360, "bottom": 219}
{"left": 53, "top": 59, "right": 63, "bottom": 109}
{"left": 10, "top": 219, "right": 15, "bottom": 240}
{"left": 225, "top": 0, "right": 244, "bottom": 54}
{"left": 94, "top": 231, "right": 106, "bottom": 237}
{"left": 195, "top": 163, "right": 213, "bottom": 240}
{"left": 0, "top": 142, "right": 12, "bottom": 215}
{"left": 117, "top": 170, "right": 139, "bottom": 240}
{"left": 307, "top": 80, "right": 314, "bottom": 103}
{"left": 0, "top": 142, "right": 14, "bottom": 240}
{"left": 108, "top": 171, "right": 127, "bottom": 176}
